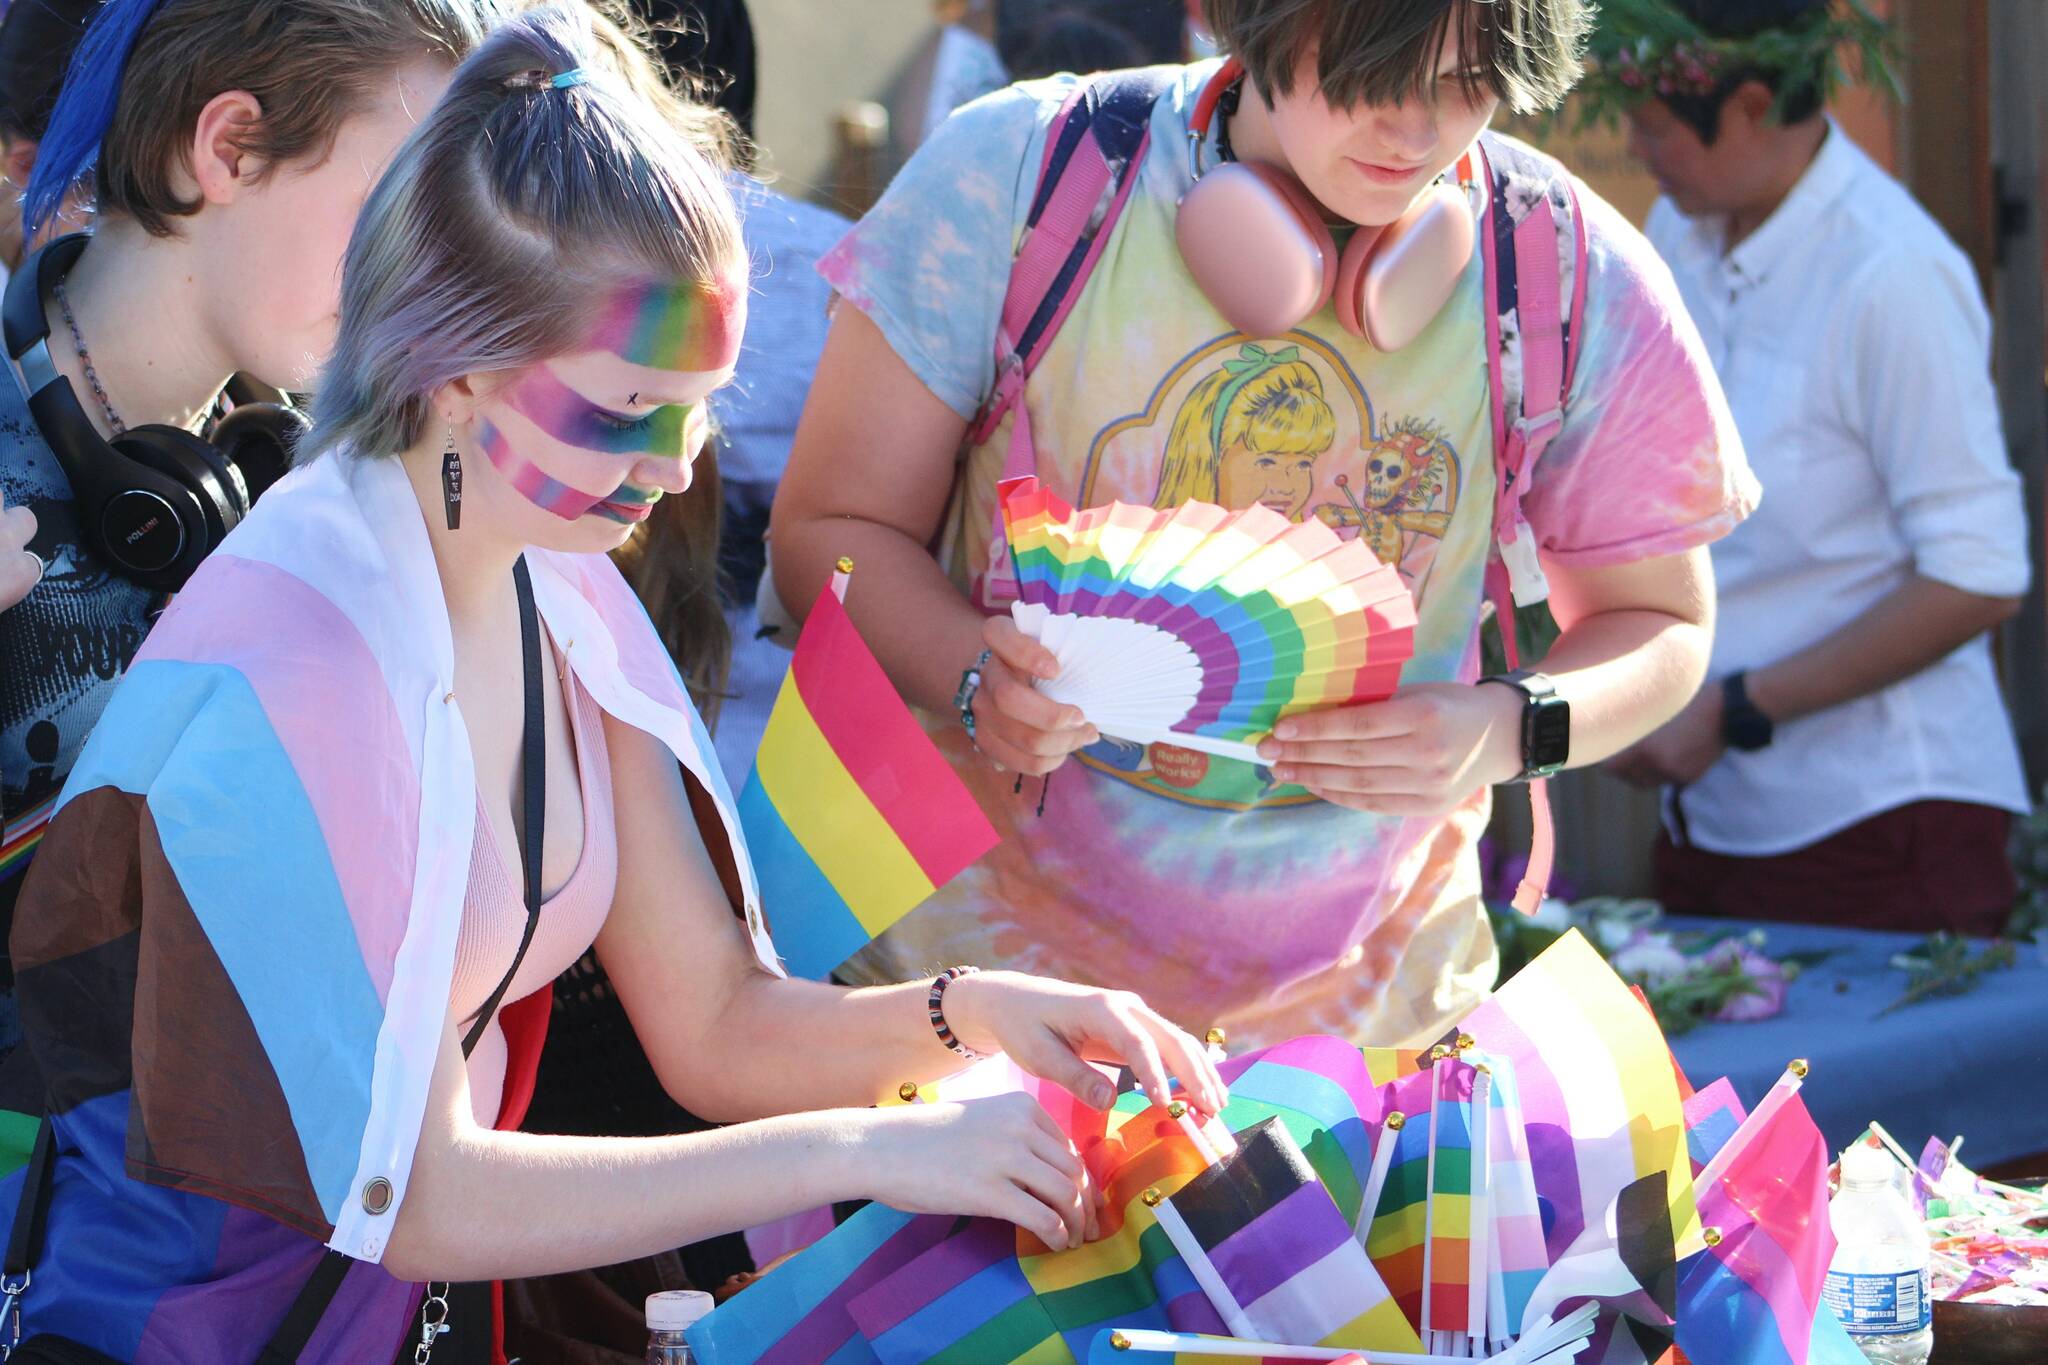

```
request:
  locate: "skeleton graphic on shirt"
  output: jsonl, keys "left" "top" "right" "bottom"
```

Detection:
{"left": 1314, "top": 415, "right": 1458, "bottom": 571}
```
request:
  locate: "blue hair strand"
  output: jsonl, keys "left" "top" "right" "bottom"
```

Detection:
{"left": 24, "top": 0, "right": 173, "bottom": 236}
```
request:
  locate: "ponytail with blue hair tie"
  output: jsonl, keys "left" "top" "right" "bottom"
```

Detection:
{"left": 24, "top": 0, "right": 174, "bottom": 237}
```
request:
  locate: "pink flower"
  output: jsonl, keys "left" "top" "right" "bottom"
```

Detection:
{"left": 1707, "top": 940, "right": 1791, "bottom": 1022}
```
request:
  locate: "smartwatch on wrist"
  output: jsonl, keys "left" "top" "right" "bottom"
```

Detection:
{"left": 1479, "top": 669, "right": 1570, "bottom": 783}
{"left": 1720, "top": 671, "right": 1774, "bottom": 751}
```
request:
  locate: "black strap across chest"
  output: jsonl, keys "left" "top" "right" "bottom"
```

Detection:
{"left": 461, "top": 555, "right": 549, "bottom": 1057}
{"left": 270, "top": 558, "right": 550, "bottom": 1363}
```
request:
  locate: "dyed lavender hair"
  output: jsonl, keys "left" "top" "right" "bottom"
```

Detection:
{"left": 308, "top": 1, "right": 744, "bottom": 462}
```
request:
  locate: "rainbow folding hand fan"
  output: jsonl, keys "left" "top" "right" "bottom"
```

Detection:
{"left": 999, "top": 477, "right": 1417, "bottom": 761}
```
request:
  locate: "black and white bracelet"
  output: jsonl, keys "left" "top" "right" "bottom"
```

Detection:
{"left": 928, "top": 965, "right": 983, "bottom": 1059}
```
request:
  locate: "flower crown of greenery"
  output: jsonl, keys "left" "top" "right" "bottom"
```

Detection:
{"left": 1574, "top": 0, "right": 1899, "bottom": 128}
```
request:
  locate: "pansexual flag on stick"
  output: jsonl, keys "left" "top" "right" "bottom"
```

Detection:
{"left": 1155, "top": 1118, "right": 1421, "bottom": 1352}
{"left": 739, "top": 565, "right": 1000, "bottom": 978}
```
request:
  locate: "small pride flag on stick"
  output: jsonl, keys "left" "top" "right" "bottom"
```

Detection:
{"left": 739, "top": 561, "right": 1000, "bottom": 979}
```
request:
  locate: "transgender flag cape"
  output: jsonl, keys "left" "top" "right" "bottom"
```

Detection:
{"left": 2, "top": 451, "right": 782, "bottom": 1362}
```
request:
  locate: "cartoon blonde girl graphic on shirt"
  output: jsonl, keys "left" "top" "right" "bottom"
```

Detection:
{"left": 1152, "top": 343, "right": 1336, "bottom": 519}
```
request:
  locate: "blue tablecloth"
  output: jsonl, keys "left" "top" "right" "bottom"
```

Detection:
{"left": 1665, "top": 918, "right": 2048, "bottom": 1170}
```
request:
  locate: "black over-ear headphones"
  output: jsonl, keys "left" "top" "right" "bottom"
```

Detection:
{"left": 2, "top": 233, "right": 309, "bottom": 592}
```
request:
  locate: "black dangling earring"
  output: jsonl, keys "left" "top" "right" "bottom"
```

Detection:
{"left": 441, "top": 427, "right": 463, "bottom": 531}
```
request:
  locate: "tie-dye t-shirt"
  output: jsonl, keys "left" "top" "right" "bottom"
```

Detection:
{"left": 820, "top": 63, "right": 1753, "bottom": 1049}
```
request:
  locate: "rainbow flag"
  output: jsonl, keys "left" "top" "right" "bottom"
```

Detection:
{"left": 738, "top": 580, "right": 999, "bottom": 978}
{"left": 1204, "top": 1036, "right": 1390, "bottom": 1224}
{"left": 844, "top": 1101, "right": 1221, "bottom": 1361}
{"left": 1456, "top": 931, "right": 1698, "bottom": 1269}
{"left": 1362, "top": 1069, "right": 1437, "bottom": 1331}
{"left": 686, "top": 1204, "right": 953, "bottom": 1363}
{"left": 0, "top": 789, "right": 55, "bottom": 885}
{"left": 690, "top": 1039, "right": 1431, "bottom": 1363}
{"left": 1421, "top": 1059, "right": 1489, "bottom": 1341}
{"left": 1677, "top": 1092, "right": 1837, "bottom": 1365}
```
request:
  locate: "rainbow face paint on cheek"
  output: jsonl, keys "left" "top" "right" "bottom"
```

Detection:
{"left": 502, "top": 365, "right": 694, "bottom": 458}
{"left": 478, "top": 418, "right": 615, "bottom": 521}
{"left": 582, "top": 278, "right": 744, "bottom": 373}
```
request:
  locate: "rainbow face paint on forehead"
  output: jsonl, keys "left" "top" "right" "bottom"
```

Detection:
{"left": 583, "top": 276, "right": 745, "bottom": 374}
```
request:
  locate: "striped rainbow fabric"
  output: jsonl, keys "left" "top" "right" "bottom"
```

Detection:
{"left": 738, "top": 579, "right": 999, "bottom": 979}
{"left": 690, "top": 932, "right": 1725, "bottom": 1365}
{"left": 690, "top": 1039, "right": 1433, "bottom": 1364}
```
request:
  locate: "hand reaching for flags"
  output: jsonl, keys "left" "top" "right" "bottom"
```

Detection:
{"left": 843, "top": 972, "right": 1229, "bottom": 1256}
{"left": 940, "top": 970, "right": 1230, "bottom": 1117}
{"left": 857, "top": 1094, "right": 1099, "bottom": 1252}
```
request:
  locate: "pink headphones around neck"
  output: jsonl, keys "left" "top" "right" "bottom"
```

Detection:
{"left": 1175, "top": 58, "right": 1478, "bottom": 349}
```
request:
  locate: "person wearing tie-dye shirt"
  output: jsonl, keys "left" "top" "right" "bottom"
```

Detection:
{"left": 772, "top": 0, "right": 1756, "bottom": 1050}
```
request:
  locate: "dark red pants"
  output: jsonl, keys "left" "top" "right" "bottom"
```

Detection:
{"left": 1653, "top": 800, "right": 2017, "bottom": 939}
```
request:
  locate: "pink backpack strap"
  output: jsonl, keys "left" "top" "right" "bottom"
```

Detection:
{"left": 1475, "top": 132, "right": 1589, "bottom": 915}
{"left": 966, "top": 72, "right": 1172, "bottom": 607}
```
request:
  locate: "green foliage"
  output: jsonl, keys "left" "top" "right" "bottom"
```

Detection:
{"left": 1880, "top": 933, "right": 2018, "bottom": 1018}
{"left": 1571, "top": 0, "right": 1900, "bottom": 130}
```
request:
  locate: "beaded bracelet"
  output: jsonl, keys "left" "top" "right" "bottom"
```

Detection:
{"left": 953, "top": 649, "right": 993, "bottom": 740}
{"left": 928, "top": 965, "right": 983, "bottom": 1059}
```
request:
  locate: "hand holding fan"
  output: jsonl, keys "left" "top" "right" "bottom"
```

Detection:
{"left": 998, "top": 477, "right": 1417, "bottom": 762}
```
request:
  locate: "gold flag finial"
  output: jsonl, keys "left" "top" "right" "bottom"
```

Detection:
{"left": 835, "top": 555, "right": 855, "bottom": 575}
{"left": 1790, "top": 1058, "right": 1810, "bottom": 1079}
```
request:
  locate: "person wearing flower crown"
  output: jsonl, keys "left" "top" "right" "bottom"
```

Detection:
{"left": 1599, "top": 0, "right": 2031, "bottom": 937}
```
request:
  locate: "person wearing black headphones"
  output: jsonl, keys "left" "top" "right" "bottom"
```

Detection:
{"left": 0, "top": 0, "right": 506, "bottom": 1020}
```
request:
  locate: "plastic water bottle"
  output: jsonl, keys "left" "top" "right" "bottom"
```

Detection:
{"left": 646, "top": 1289, "right": 714, "bottom": 1364}
{"left": 1824, "top": 1141, "right": 1933, "bottom": 1364}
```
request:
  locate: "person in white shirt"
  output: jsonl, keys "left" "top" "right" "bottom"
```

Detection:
{"left": 1600, "top": 0, "right": 2030, "bottom": 937}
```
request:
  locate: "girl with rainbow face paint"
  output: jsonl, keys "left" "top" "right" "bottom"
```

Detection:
{"left": 39, "top": 8, "right": 1226, "bottom": 1339}
{"left": 471, "top": 274, "right": 747, "bottom": 539}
